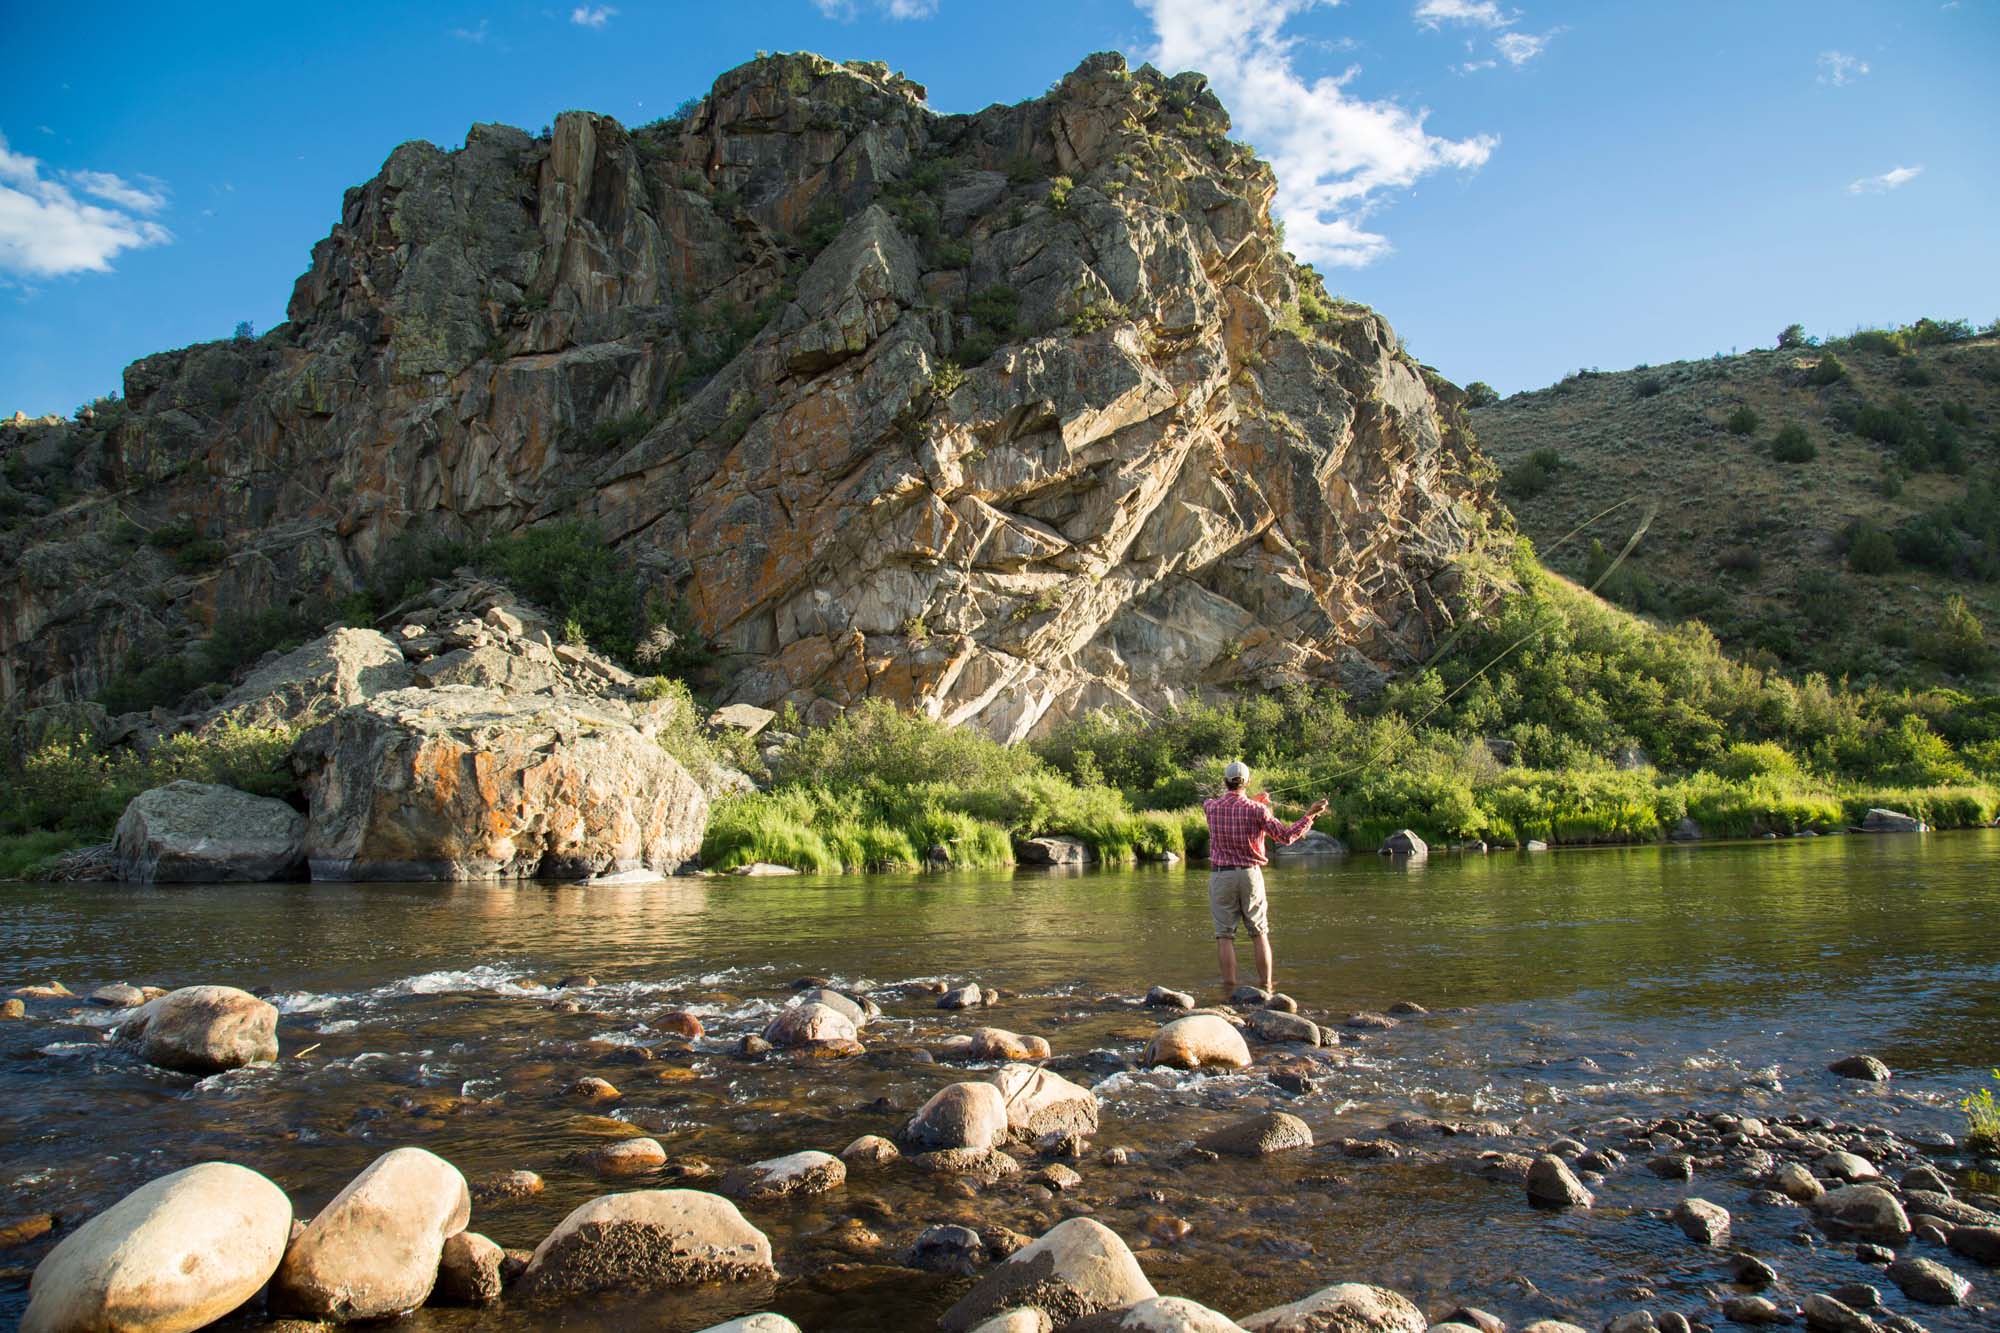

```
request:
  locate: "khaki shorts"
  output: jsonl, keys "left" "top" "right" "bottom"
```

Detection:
{"left": 1209, "top": 866, "right": 1269, "bottom": 939}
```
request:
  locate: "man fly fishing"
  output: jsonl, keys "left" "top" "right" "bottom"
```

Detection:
{"left": 1203, "top": 761, "right": 1328, "bottom": 994}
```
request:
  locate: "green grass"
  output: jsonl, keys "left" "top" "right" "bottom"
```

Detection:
{"left": 0, "top": 830, "right": 96, "bottom": 881}
{"left": 5, "top": 722, "right": 300, "bottom": 844}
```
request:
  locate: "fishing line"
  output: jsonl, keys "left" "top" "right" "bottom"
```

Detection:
{"left": 1251, "top": 498, "right": 1657, "bottom": 801}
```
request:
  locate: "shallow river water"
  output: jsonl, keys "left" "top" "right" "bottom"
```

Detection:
{"left": 4, "top": 832, "right": 1998, "bottom": 1330}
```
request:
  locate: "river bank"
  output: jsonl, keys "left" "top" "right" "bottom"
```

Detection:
{"left": 3, "top": 836, "right": 1996, "bottom": 1328}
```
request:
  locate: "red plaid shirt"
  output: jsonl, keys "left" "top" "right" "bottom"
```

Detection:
{"left": 1202, "top": 790, "right": 1315, "bottom": 868}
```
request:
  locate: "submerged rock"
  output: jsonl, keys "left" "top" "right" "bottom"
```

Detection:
{"left": 907, "top": 1223, "right": 987, "bottom": 1275}
{"left": 271, "top": 1146, "right": 470, "bottom": 1320}
{"left": 1143, "top": 986, "right": 1195, "bottom": 1010}
{"left": 722, "top": 1150, "right": 846, "bottom": 1200}
{"left": 112, "top": 781, "right": 306, "bottom": 883}
{"left": 841, "top": 1134, "right": 901, "bottom": 1166}
{"left": 1829, "top": 1055, "right": 1892, "bottom": 1082}
{"left": 1525, "top": 1154, "right": 1595, "bottom": 1209}
{"left": 118, "top": 985, "right": 279, "bottom": 1073}
{"left": 968, "top": 1027, "right": 1053, "bottom": 1060}
{"left": 21, "top": 1162, "right": 291, "bottom": 1333}
{"left": 1197, "top": 1112, "right": 1312, "bottom": 1158}
{"left": 433, "top": 1231, "right": 504, "bottom": 1305}
{"left": 763, "top": 1001, "right": 860, "bottom": 1048}
{"left": 518, "top": 1189, "right": 775, "bottom": 1296}
{"left": 940, "top": 1218, "right": 1158, "bottom": 1332}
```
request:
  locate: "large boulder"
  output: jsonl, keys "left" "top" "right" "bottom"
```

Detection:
{"left": 1861, "top": 808, "right": 1927, "bottom": 833}
{"left": 1377, "top": 829, "right": 1428, "bottom": 858}
{"left": 905, "top": 1081, "right": 1011, "bottom": 1150}
{"left": 1015, "top": 836, "right": 1093, "bottom": 866}
{"left": 1071, "top": 1297, "right": 1250, "bottom": 1332}
{"left": 941, "top": 1218, "right": 1159, "bottom": 1331}
{"left": 991, "top": 1064, "right": 1100, "bottom": 1139}
{"left": 294, "top": 686, "right": 708, "bottom": 880}
{"left": 1813, "top": 1185, "right": 1913, "bottom": 1240}
{"left": 22, "top": 1162, "right": 292, "bottom": 1333}
{"left": 1273, "top": 831, "right": 1347, "bottom": 857}
{"left": 119, "top": 985, "right": 279, "bottom": 1073}
{"left": 763, "top": 1001, "right": 860, "bottom": 1048}
{"left": 1240, "top": 1283, "right": 1426, "bottom": 1333}
{"left": 517, "top": 1190, "right": 775, "bottom": 1297}
{"left": 1144, "top": 1015, "right": 1251, "bottom": 1070}
{"left": 794, "top": 986, "right": 878, "bottom": 1027}
{"left": 112, "top": 781, "right": 306, "bottom": 883}
{"left": 1198, "top": 1111, "right": 1313, "bottom": 1157}
{"left": 212, "top": 627, "right": 413, "bottom": 728}
{"left": 270, "top": 1146, "right": 471, "bottom": 1320}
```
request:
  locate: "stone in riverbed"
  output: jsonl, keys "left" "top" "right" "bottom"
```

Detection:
{"left": 908, "top": 1148, "right": 1021, "bottom": 1183}
{"left": 88, "top": 982, "right": 146, "bottom": 1008}
{"left": 762, "top": 1001, "right": 859, "bottom": 1048}
{"left": 1343, "top": 1011, "right": 1399, "bottom": 1031}
{"left": 653, "top": 1009, "right": 704, "bottom": 1040}
{"left": 905, "top": 1081, "right": 1010, "bottom": 1151}
{"left": 1901, "top": 1165, "right": 1952, "bottom": 1194}
{"left": 939, "top": 983, "right": 988, "bottom": 1009}
{"left": 991, "top": 1063, "right": 1100, "bottom": 1139}
{"left": 1731, "top": 1254, "right": 1779, "bottom": 1288}
{"left": 271, "top": 1146, "right": 470, "bottom": 1320}
{"left": 968, "top": 1313, "right": 1053, "bottom": 1333}
{"left": 118, "top": 985, "right": 279, "bottom": 1074}
{"left": 1819, "top": 1151, "right": 1878, "bottom": 1182}
{"left": 940, "top": 1217, "right": 1158, "bottom": 1332}
{"left": 21, "top": 1162, "right": 291, "bottom": 1333}
{"left": 969, "top": 1027, "right": 1053, "bottom": 1060}
{"left": 1773, "top": 1162, "right": 1825, "bottom": 1202}
{"left": 570, "top": 1076, "right": 620, "bottom": 1101}
{"left": 1673, "top": 1197, "right": 1731, "bottom": 1245}
{"left": 1829, "top": 1055, "right": 1892, "bottom": 1082}
{"left": 1378, "top": 829, "right": 1428, "bottom": 858}
{"left": 470, "top": 1169, "right": 544, "bottom": 1204}
{"left": 1861, "top": 808, "right": 1926, "bottom": 833}
{"left": 1245, "top": 1007, "right": 1321, "bottom": 1045}
{"left": 722, "top": 1150, "right": 846, "bottom": 1200}
{"left": 795, "top": 986, "right": 878, "bottom": 1027}
{"left": 907, "top": 1224, "right": 986, "bottom": 1275}
{"left": 433, "top": 1231, "right": 504, "bottom": 1305}
{"left": 584, "top": 1138, "right": 667, "bottom": 1177}
{"left": 841, "top": 1135, "right": 901, "bottom": 1167}
{"left": 1904, "top": 1190, "right": 2000, "bottom": 1227}
{"left": 1144, "top": 1015, "right": 1251, "bottom": 1070}
{"left": 1015, "top": 835, "right": 1092, "bottom": 866}
{"left": 730, "top": 862, "right": 799, "bottom": 876}
{"left": 1438, "top": 1309, "right": 1505, "bottom": 1333}
{"left": 1813, "top": 1185, "right": 1911, "bottom": 1240}
{"left": 1801, "top": 1294, "right": 1882, "bottom": 1333}
{"left": 1948, "top": 1224, "right": 2000, "bottom": 1265}
{"left": 1525, "top": 1154, "right": 1594, "bottom": 1209}
{"left": 1197, "top": 1112, "right": 1313, "bottom": 1158}
{"left": 0, "top": 998, "right": 24, "bottom": 1019}
{"left": 518, "top": 1189, "right": 775, "bottom": 1297}
{"left": 1069, "top": 1296, "right": 1250, "bottom": 1332}
{"left": 1720, "top": 1296, "right": 1789, "bottom": 1324}
{"left": 695, "top": 1317, "right": 802, "bottom": 1333}
{"left": 1886, "top": 1256, "right": 1971, "bottom": 1306}
{"left": 1143, "top": 986, "right": 1195, "bottom": 1010}
{"left": 1239, "top": 1281, "right": 1426, "bottom": 1333}
{"left": 112, "top": 780, "right": 307, "bottom": 883}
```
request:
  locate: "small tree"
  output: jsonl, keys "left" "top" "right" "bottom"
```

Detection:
{"left": 232, "top": 320, "right": 256, "bottom": 342}
{"left": 1771, "top": 423, "right": 1816, "bottom": 463}
{"left": 1846, "top": 521, "right": 1897, "bottom": 574}
{"left": 1777, "top": 323, "right": 1811, "bottom": 349}
{"left": 1929, "top": 595, "right": 1988, "bottom": 673}
{"left": 1463, "top": 381, "right": 1500, "bottom": 408}
{"left": 1726, "top": 405, "right": 1759, "bottom": 435}
{"left": 1806, "top": 352, "right": 1847, "bottom": 386}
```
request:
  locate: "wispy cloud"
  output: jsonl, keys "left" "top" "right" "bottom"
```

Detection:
{"left": 451, "top": 19, "right": 490, "bottom": 43}
{"left": 569, "top": 5, "right": 616, "bottom": 28}
{"left": 1415, "top": 0, "right": 1512, "bottom": 29}
{"left": 0, "top": 133, "right": 172, "bottom": 280}
{"left": 1847, "top": 164, "right": 1922, "bottom": 195}
{"left": 1494, "top": 30, "right": 1551, "bottom": 65}
{"left": 1143, "top": 0, "right": 1496, "bottom": 267}
{"left": 1817, "top": 50, "right": 1869, "bottom": 86}
{"left": 813, "top": 0, "right": 941, "bottom": 18}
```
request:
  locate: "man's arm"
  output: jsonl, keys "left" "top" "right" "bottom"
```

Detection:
{"left": 1262, "top": 798, "right": 1329, "bottom": 844}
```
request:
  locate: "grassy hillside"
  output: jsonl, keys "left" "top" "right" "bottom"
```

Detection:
{"left": 1471, "top": 320, "right": 2000, "bottom": 691}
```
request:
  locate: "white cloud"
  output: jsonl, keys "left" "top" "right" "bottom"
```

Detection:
{"left": 0, "top": 133, "right": 172, "bottom": 280}
{"left": 1142, "top": 0, "right": 1496, "bottom": 267}
{"left": 1415, "top": 0, "right": 1512, "bottom": 29}
{"left": 1455, "top": 59, "right": 1497, "bottom": 74}
{"left": 451, "top": 20, "right": 490, "bottom": 42}
{"left": 811, "top": 0, "right": 940, "bottom": 18}
{"left": 1847, "top": 164, "right": 1922, "bottom": 195}
{"left": 569, "top": 5, "right": 616, "bottom": 28}
{"left": 1494, "top": 30, "right": 1551, "bottom": 65}
{"left": 1818, "top": 50, "right": 1869, "bottom": 86}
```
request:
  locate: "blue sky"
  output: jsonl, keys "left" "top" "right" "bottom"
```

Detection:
{"left": 2, "top": 1, "right": 1994, "bottom": 416}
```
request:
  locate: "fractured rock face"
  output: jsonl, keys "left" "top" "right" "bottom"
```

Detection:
{"left": 295, "top": 686, "right": 707, "bottom": 881}
{"left": 2, "top": 52, "right": 1487, "bottom": 746}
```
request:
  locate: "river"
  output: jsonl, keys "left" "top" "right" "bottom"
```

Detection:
{"left": 4, "top": 832, "right": 1997, "bottom": 1329}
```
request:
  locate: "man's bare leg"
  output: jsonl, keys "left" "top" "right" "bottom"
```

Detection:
{"left": 1251, "top": 932, "right": 1274, "bottom": 992}
{"left": 1217, "top": 937, "right": 1237, "bottom": 990}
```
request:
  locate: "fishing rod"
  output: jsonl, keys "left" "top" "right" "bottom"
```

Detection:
{"left": 1252, "top": 496, "right": 1657, "bottom": 801}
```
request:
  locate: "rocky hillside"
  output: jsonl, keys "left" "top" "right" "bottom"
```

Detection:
{"left": 0, "top": 51, "right": 1491, "bottom": 742}
{"left": 1473, "top": 328, "right": 2000, "bottom": 690}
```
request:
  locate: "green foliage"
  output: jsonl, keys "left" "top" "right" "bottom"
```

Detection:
{"left": 1771, "top": 423, "right": 1817, "bottom": 463}
{"left": 1926, "top": 595, "right": 1988, "bottom": 673}
{"left": 1502, "top": 447, "right": 1566, "bottom": 499}
{"left": 1463, "top": 381, "right": 1500, "bottom": 408}
{"left": 1845, "top": 521, "right": 1897, "bottom": 574}
{"left": 1806, "top": 351, "right": 1847, "bottom": 386}
{"left": 577, "top": 410, "right": 652, "bottom": 454}
{"left": 0, "top": 830, "right": 95, "bottom": 881}
{"left": 1068, "top": 291, "right": 1124, "bottom": 335}
{"left": 472, "top": 520, "right": 643, "bottom": 664}
{"left": 99, "top": 604, "right": 325, "bottom": 715}
{"left": 5, "top": 723, "right": 299, "bottom": 842}
{"left": 1777, "top": 323, "right": 1811, "bottom": 350}
{"left": 1726, "top": 405, "right": 1760, "bottom": 435}
{"left": 1046, "top": 175, "right": 1074, "bottom": 211}
{"left": 1965, "top": 1070, "right": 2000, "bottom": 1152}
{"left": 1634, "top": 375, "right": 1665, "bottom": 399}
{"left": 930, "top": 361, "right": 966, "bottom": 398}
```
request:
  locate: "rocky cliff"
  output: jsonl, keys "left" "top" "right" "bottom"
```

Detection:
{"left": 1, "top": 51, "right": 1490, "bottom": 742}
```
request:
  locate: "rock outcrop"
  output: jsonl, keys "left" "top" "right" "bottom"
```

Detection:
{"left": 2, "top": 51, "right": 1489, "bottom": 743}
{"left": 295, "top": 685, "right": 707, "bottom": 880}
{"left": 112, "top": 780, "right": 306, "bottom": 883}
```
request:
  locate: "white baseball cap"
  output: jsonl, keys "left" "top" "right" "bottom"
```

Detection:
{"left": 1223, "top": 761, "right": 1250, "bottom": 782}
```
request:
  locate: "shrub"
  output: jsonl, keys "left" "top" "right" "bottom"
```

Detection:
{"left": 1726, "top": 405, "right": 1759, "bottom": 435}
{"left": 473, "top": 520, "right": 643, "bottom": 664}
{"left": 1004, "top": 153, "right": 1044, "bottom": 185}
{"left": 1046, "top": 175, "right": 1074, "bottom": 211}
{"left": 1718, "top": 546, "right": 1764, "bottom": 578}
{"left": 1463, "top": 381, "right": 1500, "bottom": 408}
{"left": 1777, "top": 324, "right": 1811, "bottom": 350}
{"left": 1925, "top": 595, "right": 1988, "bottom": 673}
{"left": 5, "top": 723, "right": 299, "bottom": 841}
{"left": 1966, "top": 1070, "right": 2000, "bottom": 1152}
{"left": 1634, "top": 375, "right": 1665, "bottom": 399}
{"left": 1806, "top": 352, "right": 1847, "bottom": 386}
{"left": 1501, "top": 447, "right": 1566, "bottom": 499}
{"left": 930, "top": 361, "right": 966, "bottom": 398}
{"left": 1770, "top": 424, "right": 1816, "bottom": 463}
{"left": 1846, "top": 521, "right": 1897, "bottom": 574}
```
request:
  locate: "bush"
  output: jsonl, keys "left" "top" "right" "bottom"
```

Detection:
{"left": 1726, "top": 405, "right": 1759, "bottom": 435}
{"left": 1806, "top": 352, "right": 1847, "bottom": 386}
{"left": 1925, "top": 595, "right": 1988, "bottom": 673}
{"left": 1846, "top": 522, "right": 1898, "bottom": 574}
{"left": 1770, "top": 424, "right": 1816, "bottom": 463}
{"left": 1463, "top": 381, "right": 1500, "bottom": 408}
{"left": 472, "top": 520, "right": 643, "bottom": 664}
{"left": 1634, "top": 375, "right": 1665, "bottom": 399}
{"left": 1777, "top": 324, "right": 1811, "bottom": 350}
{"left": 1046, "top": 175, "right": 1074, "bottom": 211}
{"left": 1502, "top": 448, "right": 1566, "bottom": 499}
{"left": 5, "top": 723, "right": 299, "bottom": 841}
